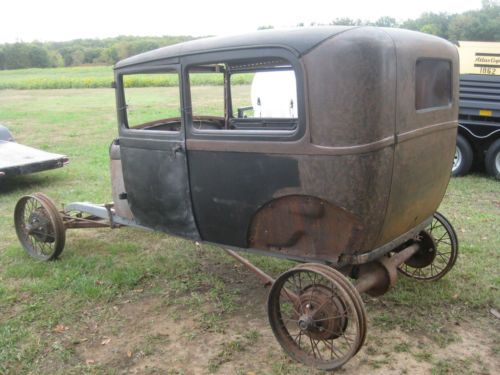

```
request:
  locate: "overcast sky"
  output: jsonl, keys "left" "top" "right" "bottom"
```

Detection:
{"left": 0, "top": 0, "right": 483, "bottom": 43}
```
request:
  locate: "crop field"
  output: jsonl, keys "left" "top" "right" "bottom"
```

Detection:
{"left": 0, "top": 87, "right": 499, "bottom": 374}
{"left": 0, "top": 66, "right": 252, "bottom": 89}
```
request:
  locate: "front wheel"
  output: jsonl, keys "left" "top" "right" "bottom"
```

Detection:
{"left": 14, "top": 193, "right": 66, "bottom": 261}
{"left": 485, "top": 139, "right": 500, "bottom": 180}
{"left": 452, "top": 134, "right": 473, "bottom": 177}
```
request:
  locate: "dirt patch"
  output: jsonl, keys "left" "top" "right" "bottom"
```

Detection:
{"left": 73, "top": 293, "right": 265, "bottom": 374}
{"left": 65, "top": 287, "right": 500, "bottom": 375}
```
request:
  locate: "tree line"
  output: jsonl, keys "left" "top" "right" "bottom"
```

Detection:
{"left": 1, "top": 1, "right": 498, "bottom": 70}
{"left": 327, "top": 0, "right": 499, "bottom": 41}
{"left": 0, "top": 35, "right": 194, "bottom": 70}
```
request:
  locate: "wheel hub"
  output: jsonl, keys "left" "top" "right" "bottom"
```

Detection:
{"left": 298, "top": 314, "right": 315, "bottom": 331}
{"left": 405, "top": 230, "right": 437, "bottom": 268}
{"left": 295, "top": 285, "right": 348, "bottom": 340}
{"left": 27, "top": 208, "right": 54, "bottom": 243}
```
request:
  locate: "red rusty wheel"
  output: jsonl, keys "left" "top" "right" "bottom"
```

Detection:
{"left": 14, "top": 193, "right": 65, "bottom": 261}
{"left": 267, "top": 263, "right": 366, "bottom": 371}
{"left": 295, "top": 263, "right": 367, "bottom": 355}
{"left": 398, "top": 212, "right": 458, "bottom": 281}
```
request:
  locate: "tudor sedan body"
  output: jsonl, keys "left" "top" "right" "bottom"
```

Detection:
{"left": 13, "top": 27, "right": 460, "bottom": 371}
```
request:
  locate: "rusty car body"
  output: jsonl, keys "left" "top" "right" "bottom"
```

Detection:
{"left": 14, "top": 27, "right": 459, "bottom": 370}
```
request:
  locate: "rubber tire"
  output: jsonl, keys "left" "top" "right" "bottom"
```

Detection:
{"left": 485, "top": 139, "right": 500, "bottom": 180}
{"left": 452, "top": 134, "right": 473, "bottom": 177}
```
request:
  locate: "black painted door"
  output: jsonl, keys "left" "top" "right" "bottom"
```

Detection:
{"left": 117, "top": 68, "right": 199, "bottom": 239}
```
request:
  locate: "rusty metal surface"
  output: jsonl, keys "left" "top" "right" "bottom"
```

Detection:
{"left": 63, "top": 215, "right": 111, "bottom": 229}
{"left": 111, "top": 27, "right": 459, "bottom": 265}
{"left": 14, "top": 193, "right": 66, "bottom": 261}
{"left": 303, "top": 27, "right": 397, "bottom": 148}
{"left": 188, "top": 152, "right": 300, "bottom": 248}
{"left": 224, "top": 248, "right": 274, "bottom": 286}
{"left": 340, "top": 216, "right": 431, "bottom": 265}
{"left": 187, "top": 147, "right": 394, "bottom": 263}
{"left": 268, "top": 263, "right": 366, "bottom": 370}
{"left": 182, "top": 29, "right": 457, "bottom": 263}
{"left": 354, "top": 243, "right": 419, "bottom": 296}
{"left": 397, "top": 212, "right": 459, "bottom": 281}
{"left": 248, "top": 195, "right": 363, "bottom": 262}
{"left": 376, "top": 127, "right": 457, "bottom": 246}
{"left": 374, "top": 29, "right": 459, "bottom": 246}
{"left": 120, "top": 137, "right": 200, "bottom": 240}
{"left": 115, "top": 27, "right": 355, "bottom": 69}
{"left": 109, "top": 140, "right": 134, "bottom": 220}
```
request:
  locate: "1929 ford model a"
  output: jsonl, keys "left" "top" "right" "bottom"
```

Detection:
{"left": 14, "top": 27, "right": 459, "bottom": 370}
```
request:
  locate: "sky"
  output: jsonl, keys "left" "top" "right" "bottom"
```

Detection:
{"left": 0, "top": 0, "right": 484, "bottom": 43}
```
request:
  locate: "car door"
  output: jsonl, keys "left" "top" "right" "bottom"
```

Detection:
{"left": 183, "top": 50, "right": 304, "bottom": 248}
{"left": 116, "top": 66, "right": 199, "bottom": 239}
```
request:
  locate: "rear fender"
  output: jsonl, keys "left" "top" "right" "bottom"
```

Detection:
{"left": 247, "top": 195, "right": 364, "bottom": 262}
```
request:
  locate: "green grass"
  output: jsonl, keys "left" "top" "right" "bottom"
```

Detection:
{"left": 0, "top": 66, "right": 253, "bottom": 89}
{"left": 0, "top": 66, "right": 114, "bottom": 89}
{"left": 0, "top": 88, "right": 499, "bottom": 374}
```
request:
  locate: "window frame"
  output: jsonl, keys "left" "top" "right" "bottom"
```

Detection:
{"left": 181, "top": 48, "right": 306, "bottom": 142}
{"left": 415, "top": 57, "right": 453, "bottom": 113}
{"left": 115, "top": 63, "right": 184, "bottom": 140}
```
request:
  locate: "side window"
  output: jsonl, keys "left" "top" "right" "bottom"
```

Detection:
{"left": 188, "top": 57, "right": 298, "bottom": 132}
{"left": 415, "top": 59, "right": 452, "bottom": 111}
{"left": 123, "top": 70, "right": 181, "bottom": 132}
{"left": 232, "top": 70, "right": 297, "bottom": 119}
{"left": 190, "top": 68, "right": 225, "bottom": 118}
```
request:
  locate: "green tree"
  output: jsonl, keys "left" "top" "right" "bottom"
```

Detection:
{"left": 448, "top": 2, "right": 500, "bottom": 41}
{"left": 28, "top": 44, "right": 51, "bottom": 67}
{"left": 330, "top": 17, "right": 358, "bottom": 26}
{"left": 401, "top": 12, "right": 452, "bottom": 39}
{"left": 70, "top": 49, "right": 85, "bottom": 66}
{"left": 3, "top": 43, "right": 31, "bottom": 69}
{"left": 0, "top": 48, "right": 5, "bottom": 69}
{"left": 374, "top": 16, "right": 397, "bottom": 27}
{"left": 83, "top": 48, "right": 101, "bottom": 64}
{"left": 48, "top": 50, "right": 64, "bottom": 67}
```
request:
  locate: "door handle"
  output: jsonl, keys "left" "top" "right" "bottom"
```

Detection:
{"left": 172, "top": 145, "right": 183, "bottom": 158}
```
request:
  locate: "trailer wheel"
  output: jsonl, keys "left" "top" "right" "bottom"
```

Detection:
{"left": 14, "top": 193, "right": 65, "bottom": 261}
{"left": 268, "top": 263, "right": 366, "bottom": 371}
{"left": 452, "top": 134, "right": 473, "bottom": 177}
{"left": 485, "top": 139, "right": 500, "bottom": 180}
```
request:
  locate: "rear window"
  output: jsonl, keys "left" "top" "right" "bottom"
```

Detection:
{"left": 415, "top": 59, "right": 452, "bottom": 110}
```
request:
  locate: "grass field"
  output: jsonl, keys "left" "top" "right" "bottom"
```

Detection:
{"left": 0, "top": 66, "right": 252, "bottom": 89}
{"left": 0, "top": 88, "right": 499, "bottom": 374}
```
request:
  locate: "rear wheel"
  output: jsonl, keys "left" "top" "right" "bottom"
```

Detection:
{"left": 268, "top": 264, "right": 366, "bottom": 371}
{"left": 14, "top": 193, "right": 65, "bottom": 261}
{"left": 398, "top": 212, "right": 458, "bottom": 281}
{"left": 452, "top": 134, "right": 473, "bottom": 177}
{"left": 485, "top": 139, "right": 500, "bottom": 180}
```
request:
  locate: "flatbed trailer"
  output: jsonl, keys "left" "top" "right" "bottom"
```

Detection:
{"left": 0, "top": 125, "right": 68, "bottom": 178}
{"left": 453, "top": 42, "right": 500, "bottom": 178}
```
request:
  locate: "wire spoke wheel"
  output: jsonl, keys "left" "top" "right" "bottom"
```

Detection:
{"left": 14, "top": 193, "right": 65, "bottom": 261}
{"left": 268, "top": 263, "right": 366, "bottom": 371}
{"left": 398, "top": 212, "right": 458, "bottom": 281}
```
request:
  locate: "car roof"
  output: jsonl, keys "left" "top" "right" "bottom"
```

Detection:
{"left": 115, "top": 26, "right": 356, "bottom": 69}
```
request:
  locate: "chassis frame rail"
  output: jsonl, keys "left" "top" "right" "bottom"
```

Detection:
{"left": 63, "top": 202, "right": 149, "bottom": 230}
